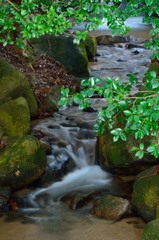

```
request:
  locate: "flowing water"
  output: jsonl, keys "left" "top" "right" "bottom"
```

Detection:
{"left": 0, "top": 18, "right": 152, "bottom": 240}
{"left": 0, "top": 101, "right": 145, "bottom": 240}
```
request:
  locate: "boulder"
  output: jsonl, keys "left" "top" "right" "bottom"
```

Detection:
{"left": 91, "top": 194, "right": 131, "bottom": 221}
{"left": 142, "top": 219, "right": 159, "bottom": 240}
{"left": 85, "top": 35, "right": 97, "bottom": 59}
{"left": 132, "top": 165, "right": 159, "bottom": 222}
{"left": 96, "top": 35, "right": 132, "bottom": 45}
{"left": 0, "top": 135, "right": 47, "bottom": 189}
{"left": 96, "top": 123, "right": 159, "bottom": 175}
{"left": 31, "top": 34, "right": 90, "bottom": 77}
{"left": 0, "top": 187, "right": 11, "bottom": 212}
{"left": 0, "top": 57, "right": 38, "bottom": 117}
{"left": 0, "top": 97, "right": 30, "bottom": 137}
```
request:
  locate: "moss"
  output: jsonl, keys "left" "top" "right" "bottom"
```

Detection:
{"left": 132, "top": 166, "right": 159, "bottom": 222}
{"left": 0, "top": 57, "right": 38, "bottom": 117}
{"left": 142, "top": 219, "right": 159, "bottom": 240}
{"left": 91, "top": 194, "right": 130, "bottom": 221}
{"left": 84, "top": 35, "right": 97, "bottom": 59}
{"left": 96, "top": 118, "right": 159, "bottom": 175}
{"left": 22, "top": 139, "right": 38, "bottom": 155}
{"left": 0, "top": 135, "right": 47, "bottom": 189}
{"left": 0, "top": 97, "right": 30, "bottom": 137}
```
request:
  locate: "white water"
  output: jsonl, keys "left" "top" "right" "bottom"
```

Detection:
{"left": 28, "top": 105, "right": 112, "bottom": 209}
{"left": 29, "top": 165, "right": 111, "bottom": 208}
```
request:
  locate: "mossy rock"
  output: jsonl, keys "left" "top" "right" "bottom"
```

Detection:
{"left": 0, "top": 135, "right": 47, "bottom": 189}
{"left": 96, "top": 122, "right": 159, "bottom": 175}
{"left": 142, "top": 219, "right": 159, "bottom": 240}
{"left": 91, "top": 194, "right": 131, "bottom": 221}
{"left": 132, "top": 166, "right": 159, "bottom": 222}
{"left": 32, "top": 34, "right": 90, "bottom": 77}
{"left": 84, "top": 35, "right": 97, "bottom": 59}
{"left": 0, "top": 57, "right": 38, "bottom": 117}
{"left": 0, "top": 97, "right": 30, "bottom": 137}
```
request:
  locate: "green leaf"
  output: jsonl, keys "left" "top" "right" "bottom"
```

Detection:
{"left": 61, "top": 88, "right": 69, "bottom": 98}
{"left": 135, "top": 151, "right": 144, "bottom": 159}
{"left": 111, "top": 128, "right": 122, "bottom": 135}
{"left": 81, "top": 79, "right": 89, "bottom": 87}
{"left": 147, "top": 145, "right": 156, "bottom": 153}
{"left": 124, "top": 110, "right": 132, "bottom": 116}
{"left": 120, "top": 132, "right": 127, "bottom": 141}
{"left": 145, "top": 0, "right": 153, "bottom": 5}
{"left": 131, "top": 146, "right": 138, "bottom": 151}
{"left": 113, "top": 135, "right": 119, "bottom": 142}
{"left": 139, "top": 143, "right": 144, "bottom": 150}
{"left": 58, "top": 99, "right": 68, "bottom": 107}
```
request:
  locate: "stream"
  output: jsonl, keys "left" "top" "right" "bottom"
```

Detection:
{"left": 0, "top": 19, "right": 152, "bottom": 240}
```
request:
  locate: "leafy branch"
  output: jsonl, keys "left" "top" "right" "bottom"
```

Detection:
{"left": 59, "top": 70, "right": 159, "bottom": 159}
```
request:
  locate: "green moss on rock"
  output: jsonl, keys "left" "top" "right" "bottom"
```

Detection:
{"left": 32, "top": 34, "right": 90, "bottom": 77}
{"left": 0, "top": 57, "right": 38, "bottom": 117}
{"left": 0, "top": 135, "right": 47, "bottom": 189}
{"left": 84, "top": 35, "right": 97, "bottom": 59}
{"left": 0, "top": 97, "right": 30, "bottom": 137}
{"left": 132, "top": 166, "right": 159, "bottom": 222}
{"left": 142, "top": 219, "right": 159, "bottom": 240}
{"left": 91, "top": 194, "right": 131, "bottom": 221}
{"left": 96, "top": 121, "right": 159, "bottom": 175}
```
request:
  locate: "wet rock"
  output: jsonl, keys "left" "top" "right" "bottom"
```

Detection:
{"left": 132, "top": 165, "right": 159, "bottom": 222}
{"left": 0, "top": 187, "right": 11, "bottom": 212}
{"left": 91, "top": 194, "right": 131, "bottom": 221}
{"left": 142, "top": 219, "right": 159, "bottom": 240}
{"left": 0, "top": 57, "right": 38, "bottom": 118}
{"left": 82, "top": 106, "right": 98, "bottom": 112}
{"left": 39, "top": 138, "right": 52, "bottom": 154}
{"left": 0, "top": 97, "right": 30, "bottom": 137}
{"left": 85, "top": 35, "right": 97, "bottom": 59}
{"left": 36, "top": 156, "right": 76, "bottom": 187}
{"left": 96, "top": 35, "right": 131, "bottom": 45}
{"left": 32, "top": 34, "right": 90, "bottom": 77}
{"left": 0, "top": 135, "right": 47, "bottom": 189}
{"left": 61, "top": 191, "right": 95, "bottom": 210}
{"left": 125, "top": 43, "right": 144, "bottom": 49}
{"left": 96, "top": 122, "right": 159, "bottom": 175}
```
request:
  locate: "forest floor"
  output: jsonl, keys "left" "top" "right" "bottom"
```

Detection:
{"left": 0, "top": 44, "right": 80, "bottom": 118}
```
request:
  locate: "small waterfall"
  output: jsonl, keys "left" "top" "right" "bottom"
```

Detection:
{"left": 27, "top": 101, "right": 112, "bottom": 210}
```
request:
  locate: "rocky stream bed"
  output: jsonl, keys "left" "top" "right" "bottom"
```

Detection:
{"left": 0, "top": 31, "right": 154, "bottom": 240}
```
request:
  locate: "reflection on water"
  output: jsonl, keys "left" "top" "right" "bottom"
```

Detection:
{"left": 0, "top": 209, "right": 145, "bottom": 240}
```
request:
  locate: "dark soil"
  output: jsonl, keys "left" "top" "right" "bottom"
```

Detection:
{"left": 0, "top": 44, "right": 80, "bottom": 118}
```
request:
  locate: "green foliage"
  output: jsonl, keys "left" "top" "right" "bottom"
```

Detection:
{"left": 58, "top": 1, "right": 159, "bottom": 160}
{"left": 59, "top": 69, "right": 159, "bottom": 159}
{"left": 0, "top": 0, "right": 158, "bottom": 58}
